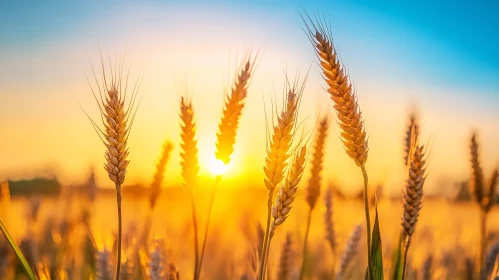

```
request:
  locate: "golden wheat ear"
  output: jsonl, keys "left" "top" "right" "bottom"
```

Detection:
{"left": 179, "top": 97, "right": 200, "bottom": 191}
{"left": 301, "top": 14, "right": 368, "bottom": 168}
{"left": 277, "top": 233, "right": 294, "bottom": 280}
{"left": 470, "top": 133, "right": 485, "bottom": 205}
{"left": 178, "top": 96, "right": 201, "bottom": 280}
{"left": 324, "top": 184, "right": 336, "bottom": 254}
{"left": 149, "top": 141, "right": 173, "bottom": 210}
{"left": 305, "top": 116, "right": 329, "bottom": 210}
{"left": 338, "top": 224, "right": 363, "bottom": 277}
{"left": 271, "top": 145, "right": 307, "bottom": 230}
{"left": 216, "top": 55, "right": 257, "bottom": 165}
{"left": 82, "top": 54, "right": 141, "bottom": 280}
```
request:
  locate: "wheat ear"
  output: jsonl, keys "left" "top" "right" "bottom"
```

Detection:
{"left": 179, "top": 97, "right": 200, "bottom": 280}
{"left": 338, "top": 224, "right": 362, "bottom": 277}
{"left": 421, "top": 254, "right": 433, "bottom": 280}
{"left": 96, "top": 248, "right": 112, "bottom": 280}
{"left": 277, "top": 233, "right": 294, "bottom": 280}
{"left": 484, "top": 169, "right": 498, "bottom": 213}
{"left": 215, "top": 57, "right": 255, "bottom": 165}
{"left": 83, "top": 57, "right": 139, "bottom": 280}
{"left": 167, "top": 263, "right": 181, "bottom": 280}
{"left": 298, "top": 116, "right": 328, "bottom": 280}
{"left": 469, "top": 133, "right": 497, "bottom": 271}
{"left": 271, "top": 145, "right": 307, "bottom": 232}
{"left": 305, "top": 116, "right": 329, "bottom": 209}
{"left": 149, "top": 240, "right": 165, "bottom": 280}
{"left": 470, "top": 134, "right": 485, "bottom": 205}
{"left": 401, "top": 135, "right": 427, "bottom": 279}
{"left": 262, "top": 145, "right": 307, "bottom": 276}
{"left": 150, "top": 141, "right": 173, "bottom": 210}
{"left": 198, "top": 57, "right": 255, "bottom": 277}
{"left": 259, "top": 87, "right": 301, "bottom": 280}
{"left": 302, "top": 16, "right": 372, "bottom": 277}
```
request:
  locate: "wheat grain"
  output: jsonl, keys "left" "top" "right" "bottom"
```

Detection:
{"left": 277, "top": 233, "right": 294, "bottom": 280}
{"left": 338, "top": 224, "right": 362, "bottom": 277}
{"left": 216, "top": 57, "right": 255, "bottom": 165}
{"left": 150, "top": 141, "right": 173, "bottom": 210}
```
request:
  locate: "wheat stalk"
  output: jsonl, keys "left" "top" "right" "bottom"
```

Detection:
{"left": 277, "top": 233, "right": 294, "bottom": 280}
{"left": 149, "top": 141, "right": 173, "bottom": 210}
{"left": 302, "top": 15, "right": 372, "bottom": 277}
{"left": 401, "top": 133, "right": 427, "bottom": 279}
{"left": 259, "top": 86, "right": 302, "bottom": 280}
{"left": 199, "top": 57, "right": 256, "bottom": 277}
{"left": 338, "top": 224, "right": 362, "bottom": 278}
{"left": 82, "top": 56, "right": 140, "bottom": 279}
{"left": 469, "top": 133, "right": 498, "bottom": 271}
{"left": 299, "top": 116, "right": 328, "bottom": 280}
{"left": 179, "top": 97, "right": 201, "bottom": 280}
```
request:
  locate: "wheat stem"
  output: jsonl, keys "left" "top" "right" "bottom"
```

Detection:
{"left": 480, "top": 209, "right": 487, "bottom": 274}
{"left": 299, "top": 209, "right": 313, "bottom": 280}
{"left": 258, "top": 190, "right": 275, "bottom": 280}
{"left": 401, "top": 237, "right": 411, "bottom": 280}
{"left": 198, "top": 174, "right": 222, "bottom": 276}
{"left": 191, "top": 195, "right": 199, "bottom": 280}
{"left": 116, "top": 184, "right": 122, "bottom": 280}
{"left": 361, "top": 166, "right": 372, "bottom": 279}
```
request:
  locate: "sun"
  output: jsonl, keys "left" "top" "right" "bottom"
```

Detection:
{"left": 210, "top": 159, "right": 228, "bottom": 176}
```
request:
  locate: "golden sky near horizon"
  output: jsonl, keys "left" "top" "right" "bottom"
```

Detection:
{"left": 0, "top": 3, "right": 498, "bottom": 196}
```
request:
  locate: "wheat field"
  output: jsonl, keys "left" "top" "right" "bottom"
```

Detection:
{"left": 1, "top": 4, "right": 499, "bottom": 280}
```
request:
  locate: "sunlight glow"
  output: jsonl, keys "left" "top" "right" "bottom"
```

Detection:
{"left": 210, "top": 159, "right": 227, "bottom": 175}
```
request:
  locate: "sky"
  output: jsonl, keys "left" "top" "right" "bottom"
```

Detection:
{"left": 0, "top": 0, "right": 498, "bottom": 195}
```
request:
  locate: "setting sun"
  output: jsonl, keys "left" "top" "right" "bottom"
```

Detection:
{"left": 210, "top": 159, "right": 228, "bottom": 176}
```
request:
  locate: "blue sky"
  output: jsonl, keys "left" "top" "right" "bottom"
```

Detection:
{"left": 1, "top": 0, "right": 498, "bottom": 92}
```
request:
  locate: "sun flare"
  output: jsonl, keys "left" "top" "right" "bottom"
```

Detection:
{"left": 210, "top": 159, "right": 228, "bottom": 175}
